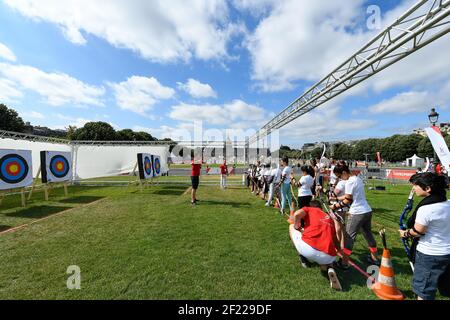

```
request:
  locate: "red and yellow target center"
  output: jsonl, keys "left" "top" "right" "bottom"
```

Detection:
{"left": 6, "top": 162, "right": 20, "bottom": 175}
{"left": 56, "top": 161, "right": 65, "bottom": 171}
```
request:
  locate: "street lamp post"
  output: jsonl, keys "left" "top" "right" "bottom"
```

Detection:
{"left": 428, "top": 108, "right": 440, "bottom": 166}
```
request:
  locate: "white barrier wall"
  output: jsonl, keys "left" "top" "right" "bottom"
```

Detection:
{"left": 0, "top": 138, "right": 169, "bottom": 180}
{"left": 74, "top": 145, "right": 169, "bottom": 180}
{"left": 0, "top": 138, "right": 71, "bottom": 177}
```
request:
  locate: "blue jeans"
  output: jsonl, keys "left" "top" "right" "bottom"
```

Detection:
{"left": 413, "top": 250, "right": 450, "bottom": 300}
{"left": 281, "top": 183, "right": 293, "bottom": 212}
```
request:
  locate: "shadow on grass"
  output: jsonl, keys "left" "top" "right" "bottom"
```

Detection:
{"left": 371, "top": 207, "right": 396, "bottom": 214}
{"left": 372, "top": 208, "right": 401, "bottom": 225}
{"left": 59, "top": 196, "right": 104, "bottom": 204}
{"left": 378, "top": 192, "right": 410, "bottom": 196}
{"left": 0, "top": 225, "right": 12, "bottom": 232}
{"left": 151, "top": 189, "right": 186, "bottom": 196}
{"left": 135, "top": 185, "right": 189, "bottom": 196}
{"left": 195, "top": 200, "right": 251, "bottom": 208}
{"left": 4, "top": 206, "right": 72, "bottom": 219}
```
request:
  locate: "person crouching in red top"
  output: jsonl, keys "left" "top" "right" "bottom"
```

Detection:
{"left": 289, "top": 200, "right": 343, "bottom": 291}
{"left": 191, "top": 158, "right": 202, "bottom": 205}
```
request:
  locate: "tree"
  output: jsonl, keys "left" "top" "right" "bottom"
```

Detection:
{"left": 0, "top": 104, "right": 25, "bottom": 132}
{"left": 66, "top": 125, "right": 78, "bottom": 140}
{"left": 311, "top": 147, "right": 324, "bottom": 159}
{"left": 417, "top": 136, "right": 434, "bottom": 159}
{"left": 334, "top": 143, "right": 352, "bottom": 160}
{"left": 134, "top": 131, "right": 155, "bottom": 141}
{"left": 72, "top": 122, "right": 116, "bottom": 141}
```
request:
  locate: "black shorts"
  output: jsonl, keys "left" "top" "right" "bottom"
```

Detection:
{"left": 191, "top": 176, "right": 199, "bottom": 190}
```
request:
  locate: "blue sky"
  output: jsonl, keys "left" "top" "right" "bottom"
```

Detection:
{"left": 0, "top": 0, "right": 448, "bottom": 149}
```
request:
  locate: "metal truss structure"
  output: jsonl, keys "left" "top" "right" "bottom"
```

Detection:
{"left": 0, "top": 129, "right": 70, "bottom": 145}
{"left": 0, "top": 129, "right": 248, "bottom": 148}
{"left": 249, "top": 0, "right": 450, "bottom": 144}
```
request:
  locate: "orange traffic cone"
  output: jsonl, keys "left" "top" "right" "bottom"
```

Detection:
{"left": 372, "top": 231, "right": 405, "bottom": 300}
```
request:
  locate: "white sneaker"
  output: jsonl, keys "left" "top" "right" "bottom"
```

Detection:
{"left": 265, "top": 202, "right": 270, "bottom": 207}
{"left": 327, "top": 268, "right": 342, "bottom": 291}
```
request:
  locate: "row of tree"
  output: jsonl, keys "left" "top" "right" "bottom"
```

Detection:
{"left": 2, "top": 103, "right": 449, "bottom": 161}
{"left": 0, "top": 103, "right": 168, "bottom": 142}
{"left": 66, "top": 122, "right": 158, "bottom": 142}
{"left": 281, "top": 133, "right": 450, "bottom": 162}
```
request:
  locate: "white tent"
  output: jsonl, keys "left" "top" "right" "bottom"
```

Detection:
{"left": 406, "top": 154, "right": 424, "bottom": 168}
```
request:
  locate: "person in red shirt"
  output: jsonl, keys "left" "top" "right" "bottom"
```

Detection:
{"left": 191, "top": 158, "right": 201, "bottom": 205}
{"left": 289, "top": 200, "right": 343, "bottom": 290}
{"left": 219, "top": 160, "right": 228, "bottom": 189}
{"left": 435, "top": 162, "right": 442, "bottom": 175}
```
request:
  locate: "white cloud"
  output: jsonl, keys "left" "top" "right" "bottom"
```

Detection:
{"left": 232, "top": 0, "right": 276, "bottom": 17}
{"left": 0, "top": 78, "right": 23, "bottom": 102}
{"left": 0, "top": 42, "right": 16, "bottom": 62}
{"left": 169, "top": 99, "right": 269, "bottom": 129}
{"left": 244, "top": 0, "right": 450, "bottom": 94}
{"left": 133, "top": 124, "right": 195, "bottom": 140}
{"left": 177, "top": 78, "right": 217, "bottom": 99}
{"left": 0, "top": 62, "right": 105, "bottom": 107}
{"left": 245, "top": 0, "right": 369, "bottom": 92}
{"left": 367, "top": 80, "right": 450, "bottom": 115}
{"left": 53, "top": 114, "right": 119, "bottom": 130}
{"left": 368, "top": 91, "right": 432, "bottom": 114}
{"left": 21, "top": 111, "right": 44, "bottom": 120}
{"left": 5, "top": 0, "right": 244, "bottom": 63}
{"left": 109, "top": 76, "right": 175, "bottom": 116}
{"left": 280, "top": 104, "right": 376, "bottom": 146}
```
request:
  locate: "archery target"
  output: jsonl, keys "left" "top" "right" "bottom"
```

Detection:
{"left": 41, "top": 151, "right": 73, "bottom": 183}
{"left": 152, "top": 155, "right": 161, "bottom": 177}
{"left": 137, "top": 153, "right": 153, "bottom": 180}
{"left": 0, "top": 149, "right": 33, "bottom": 190}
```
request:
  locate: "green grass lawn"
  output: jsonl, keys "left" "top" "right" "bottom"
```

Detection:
{"left": 0, "top": 180, "right": 448, "bottom": 300}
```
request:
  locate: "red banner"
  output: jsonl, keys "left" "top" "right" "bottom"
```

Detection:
{"left": 386, "top": 169, "right": 415, "bottom": 181}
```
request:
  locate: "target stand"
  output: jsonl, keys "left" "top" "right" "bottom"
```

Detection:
{"left": 129, "top": 154, "right": 155, "bottom": 191}
{"left": 129, "top": 161, "right": 153, "bottom": 191}
{"left": 27, "top": 151, "right": 73, "bottom": 202}
{"left": 0, "top": 149, "right": 34, "bottom": 208}
{"left": 0, "top": 187, "right": 27, "bottom": 208}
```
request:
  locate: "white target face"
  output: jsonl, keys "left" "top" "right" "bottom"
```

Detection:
{"left": 137, "top": 153, "right": 153, "bottom": 180}
{"left": 0, "top": 149, "right": 33, "bottom": 191}
{"left": 41, "top": 151, "right": 73, "bottom": 183}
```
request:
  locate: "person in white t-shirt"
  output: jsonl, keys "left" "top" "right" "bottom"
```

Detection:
{"left": 294, "top": 165, "right": 315, "bottom": 209}
{"left": 399, "top": 172, "right": 450, "bottom": 300}
{"left": 278, "top": 157, "right": 294, "bottom": 216}
{"left": 330, "top": 164, "right": 379, "bottom": 269}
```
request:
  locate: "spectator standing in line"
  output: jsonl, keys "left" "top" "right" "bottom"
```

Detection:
{"left": 220, "top": 160, "right": 228, "bottom": 189}
{"left": 190, "top": 158, "right": 202, "bottom": 205}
